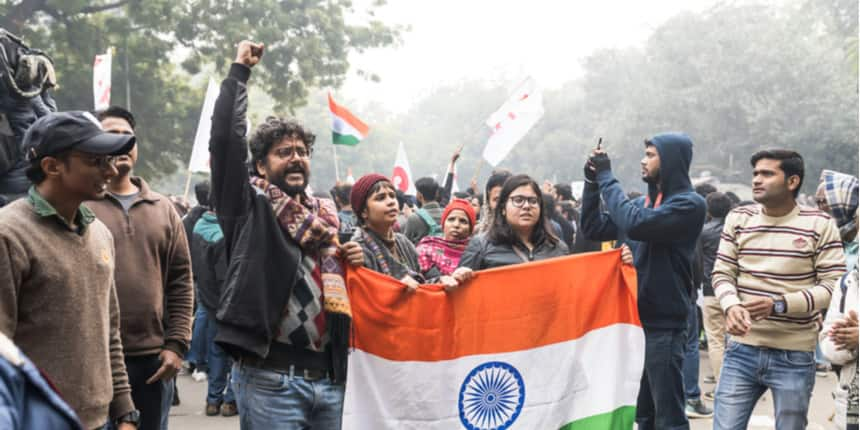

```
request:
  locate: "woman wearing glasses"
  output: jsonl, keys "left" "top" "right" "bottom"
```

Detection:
{"left": 457, "top": 174, "right": 568, "bottom": 272}
{"left": 456, "top": 174, "right": 632, "bottom": 274}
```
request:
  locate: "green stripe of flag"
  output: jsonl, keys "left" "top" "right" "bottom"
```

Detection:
{"left": 559, "top": 406, "right": 636, "bottom": 430}
{"left": 333, "top": 132, "right": 361, "bottom": 146}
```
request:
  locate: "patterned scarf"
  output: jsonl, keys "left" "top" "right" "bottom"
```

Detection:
{"left": 416, "top": 236, "right": 469, "bottom": 276}
{"left": 354, "top": 227, "right": 424, "bottom": 282}
{"left": 250, "top": 176, "right": 350, "bottom": 382}
{"left": 821, "top": 170, "right": 859, "bottom": 242}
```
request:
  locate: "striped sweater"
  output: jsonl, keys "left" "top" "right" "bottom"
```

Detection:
{"left": 712, "top": 204, "right": 845, "bottom": 351}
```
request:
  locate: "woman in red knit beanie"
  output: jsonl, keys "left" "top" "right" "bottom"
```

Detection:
{"left": 349, "top": 174, "right": 466, "bottom": 290}
{"left": 415, "top": 198, "right": 476, "bottom": 276}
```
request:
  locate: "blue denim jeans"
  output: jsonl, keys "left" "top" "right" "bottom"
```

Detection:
{"left": 714, "top": 341, "right": 815, "bottom": 430}
{"left": 232, "top": 362, "right": 345, "bottom": 430}
{"left": 186, "top": 303, "right": 212, "bottom": 371}
{"left": 160, "top": 377, "right": 174, "bottom": 430}
{"left": 205, "top": 309, "right": 234, "bottom": 405}
{"left": 635, "top": 326, "right": 690, "bottom": 430}
{"left": 682, "top": 301, "right": 702, "bottom": 400}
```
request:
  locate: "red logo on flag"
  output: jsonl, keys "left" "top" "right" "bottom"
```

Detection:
{"left": 392, "top": 166, "right": 410, "bottom": 193}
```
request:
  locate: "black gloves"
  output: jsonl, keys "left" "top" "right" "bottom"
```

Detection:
{"left": 584, "top": 160, "right": 597, "bottom": 182}
{"left": 589, "top": 152, "right": 611, "bottom": 173}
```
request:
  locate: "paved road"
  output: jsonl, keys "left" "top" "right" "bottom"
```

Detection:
{"left": 166, "top": 350, "right": 839, "bottom": 429}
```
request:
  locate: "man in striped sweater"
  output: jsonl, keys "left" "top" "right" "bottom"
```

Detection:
{"left": 711, "top": 149, "right": 846, "bottom": 430}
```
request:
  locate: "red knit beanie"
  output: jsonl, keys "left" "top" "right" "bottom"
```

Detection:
{"left": 350, "top": 173, "right": 390, "bottom": 217}
{"left": 442, "top": 198, "right": 477, "bottom": 231}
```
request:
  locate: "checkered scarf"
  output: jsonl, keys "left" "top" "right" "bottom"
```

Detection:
{"left": 820, "top": 170, "right": 859, "bottom": 241}
{"left": 250, "top": 176, "right": 351, "bottom": 382}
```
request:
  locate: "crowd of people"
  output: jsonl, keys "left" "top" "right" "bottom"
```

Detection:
{"left": 0, "top": 38, "right": 856, "bottom": 430}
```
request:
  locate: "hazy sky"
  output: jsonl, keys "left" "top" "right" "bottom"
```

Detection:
{"left": 341, "top": 0, "right": 742, "bottom": 112}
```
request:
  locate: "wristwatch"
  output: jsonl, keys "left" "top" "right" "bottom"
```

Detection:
{"left": 772, "top": 297, "right": 787, "bottom": 314}
{"left": 115, "top": 409, "right": 141, "bottom": 427}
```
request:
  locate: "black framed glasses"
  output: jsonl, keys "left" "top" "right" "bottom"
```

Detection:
{"left": 509, "top": 195, "right": 540, "bottom": 208}
{"left": 273, "top": 146, "right": 309, "bottom": 159}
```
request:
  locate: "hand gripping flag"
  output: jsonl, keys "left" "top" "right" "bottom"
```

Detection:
{"left": 344, "top": 249, "right": 644, "bottom": 429}
{"left": 482, "top": 77, "right": 544, "bottom": 167}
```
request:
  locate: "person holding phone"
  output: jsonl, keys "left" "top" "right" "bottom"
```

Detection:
{"left": 580, "top": 133, "right": 706, "bottom": 430}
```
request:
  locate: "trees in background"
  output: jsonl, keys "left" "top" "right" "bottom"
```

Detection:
{"left": 1, "top": 1, "right": 855, "bottom": 196}
{"left": 1, "top": 0, "right": 401, "bottom": 179}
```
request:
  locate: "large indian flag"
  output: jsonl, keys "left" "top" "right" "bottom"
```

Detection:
{"left": 329, "top": 93, "right": 369, "bottom": 146}
{"left": 344, "top": 249, "right": 644, "bottom": 429}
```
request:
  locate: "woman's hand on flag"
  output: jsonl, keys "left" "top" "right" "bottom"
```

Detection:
{"left": 621, "top": 244, "right": 633, "bottom": 265}
{"left": 339, "top": 241, "right": 365, "bottom": 267}
{"left": 400, "top": 275, "right": 420, "bottom": 292}
{"left": 441, "top": 267, "right": 475, "bottom": 292}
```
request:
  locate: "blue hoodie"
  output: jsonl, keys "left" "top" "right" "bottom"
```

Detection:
{"left": 581, "top": 133, "right": 706, "bottom": 329}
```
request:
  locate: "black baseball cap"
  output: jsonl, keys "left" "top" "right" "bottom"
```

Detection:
{"left": 23, "top": 111, "right": 136, "bottom": 161}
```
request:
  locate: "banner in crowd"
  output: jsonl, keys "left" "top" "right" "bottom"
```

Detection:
{"left": 392, "top": 142, "right": 416, "bottom": 195}
{"left": 329, "top": 93, "right": 369, "bottom": 146}
{"left": 482, "top": 77, "right": 544, "bottom": 167}
{"left": 93, "top": 49, "right": 112, "bottom": 111}
{"left": 188, "top": 78, "right": 219, "bottom": 173}
{"left": 344, "top": 250, "right": 644, "bottom": 430}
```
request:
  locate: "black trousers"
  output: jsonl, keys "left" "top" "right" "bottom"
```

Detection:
{"left": 125, "top": 354, "right": 172, "bottom": 430}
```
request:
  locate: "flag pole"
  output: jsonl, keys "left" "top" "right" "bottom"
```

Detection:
{"left": 182, "top": 170, "right": 193, "bottom": 202}
{"left": 332, "top": 143, "right": 341, "bottom": 183}
{"left": 472, "top": 158, "right": 484, "bottom": 186}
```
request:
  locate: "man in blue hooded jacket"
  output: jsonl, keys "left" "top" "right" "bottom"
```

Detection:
{"left": 581, "top": 133, "right": 706, "bottom": 430}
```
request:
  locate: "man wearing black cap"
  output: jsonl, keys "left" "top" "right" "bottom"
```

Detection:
{"left": 0, "top": 111, "right": 141, "bottom": 429}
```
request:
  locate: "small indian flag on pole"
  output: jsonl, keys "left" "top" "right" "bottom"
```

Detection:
{"left": 329, "top": 93, "right": 369, "bottom": 146}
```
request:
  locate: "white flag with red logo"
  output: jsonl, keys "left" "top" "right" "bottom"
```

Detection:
{"left": 93, "top": 50, "right": 112, "bottom": 111}
{"left": 482, "top": 77, "right": 544, "bottom": 166}
{"left": 392, "top": 142, "right": 416, "bottom": 195}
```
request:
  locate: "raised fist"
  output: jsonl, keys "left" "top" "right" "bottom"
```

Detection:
{"left": 235, "top": 40, "right": 264, "bottom": 67}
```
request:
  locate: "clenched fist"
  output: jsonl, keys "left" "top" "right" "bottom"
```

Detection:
{"left": 235, "top": 40, "right": 264, "bottom": 68}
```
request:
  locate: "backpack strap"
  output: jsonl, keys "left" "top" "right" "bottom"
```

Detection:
{"left": 416, "top": 208, "right": 441, "bottom": 236}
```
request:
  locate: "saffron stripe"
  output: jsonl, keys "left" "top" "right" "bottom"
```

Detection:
{"left": 347, "top": 249, "right": 639, "bottom": 362}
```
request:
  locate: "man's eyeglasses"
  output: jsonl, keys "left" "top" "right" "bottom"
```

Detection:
{"left": 273, "top": 146, "right": 309, "bottom": 159}
{"left": 509, "top": 195, "right": 540, "bottom": 208}
{"left": 70, "top": 153, "right": 119, "bottom": 169}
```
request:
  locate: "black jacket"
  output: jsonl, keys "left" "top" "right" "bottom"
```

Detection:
{"left": 698, "top": 217, "right": 724, "bottom": 297}
{"left": 581, "top": 133, "right": 706, "bottom": 329}
{"left": 458, "top": 233, "right": 568, "bottom": 271}
{"left": 210, "top": 63, "right": 303, "bottom": 359}
{"left": 191, "top": 212, "right": 227, "bottom": 311}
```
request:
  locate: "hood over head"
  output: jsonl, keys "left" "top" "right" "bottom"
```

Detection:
{"left": 647, "top": 132, "right": 695, "bottom": 199}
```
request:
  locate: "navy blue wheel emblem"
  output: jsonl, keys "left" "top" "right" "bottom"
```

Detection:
{"left": 458, "top": 361, "right": 525, "bottom": 430}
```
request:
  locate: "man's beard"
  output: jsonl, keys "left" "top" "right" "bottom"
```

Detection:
{"left": 273, "top": 167, "right": 309, "bottom": 196}
{"left": 642, "top": 173, "right": 660, "bottom": 184}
